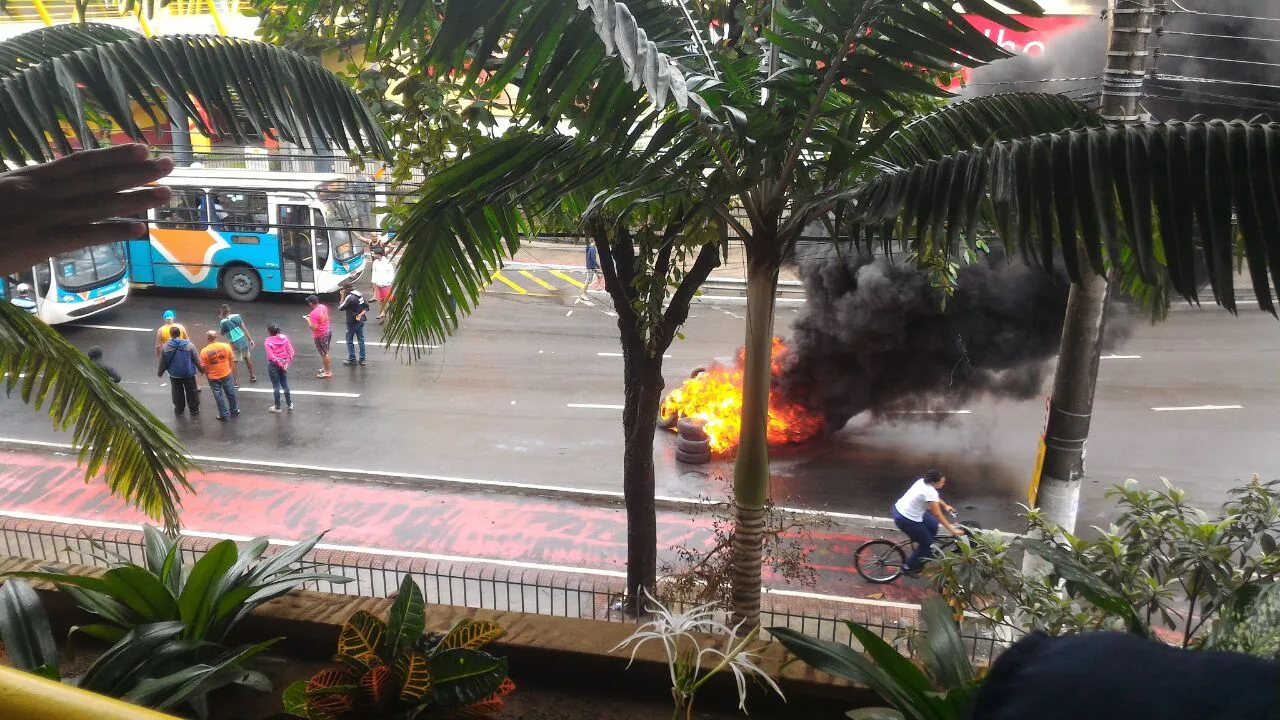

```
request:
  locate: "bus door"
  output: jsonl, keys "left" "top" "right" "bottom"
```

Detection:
{"left": 277, "top": 204, "right": 315, "bottom": 291}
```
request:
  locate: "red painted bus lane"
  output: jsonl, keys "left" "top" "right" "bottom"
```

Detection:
{"left": 0, "top": 449, "right": 925, "bottom": 602}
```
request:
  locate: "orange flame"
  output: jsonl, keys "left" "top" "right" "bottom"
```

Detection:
{"left": 660, "top": 337, "right": 825, "bottom": 455}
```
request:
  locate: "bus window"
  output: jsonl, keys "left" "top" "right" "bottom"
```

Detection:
{"left": 52, "top": 243, "right": 128, "bottom": 292}
{"left": 156, "top": 189, "right": 207, "bottom": 230}
{"left": 34, "top": 260, "right": 50, "bottom": 297}
{"left": 220, "top": 190, "right": 270, "bottom": 233}
{"left": 312, "top": 209, "right": 330, "bottom": 268}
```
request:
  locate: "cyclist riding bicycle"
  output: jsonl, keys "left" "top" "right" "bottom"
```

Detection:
{"left": 891, "top": 469, "right": 965, "bottom": 575}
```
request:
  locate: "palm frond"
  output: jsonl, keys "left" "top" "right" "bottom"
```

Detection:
{"left": 0, "top": 302, "right": 193, "bottom": 529}
{"left": 353, "top": 0, "right": 701, "bottom": 122}
{"left": 385, "top": 134, "right": 619, "bottom": 350}
{"left": 845, "top": 120, "right": 1280, "bottom": 315}
{"left": 0, "top": 26, "right": 388, "bottom": 163}
{"left": 876, "top": 92, "right": 1101, "bottom": 170}
{"left": 0, "top": 23, "right": 139, "bottom": 75}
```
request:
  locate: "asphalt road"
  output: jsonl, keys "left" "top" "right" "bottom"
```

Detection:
{"left": 3, "top": 278, "right": 1279, "bottom": 532}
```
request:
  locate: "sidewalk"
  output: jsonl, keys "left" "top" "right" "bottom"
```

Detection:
{"left": 511, "top": 239, "right": 803, "bottom": 285}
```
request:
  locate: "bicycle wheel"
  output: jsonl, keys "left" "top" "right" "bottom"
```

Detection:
{"left": 854, "top": 539, "right": 908, "bottom": 583}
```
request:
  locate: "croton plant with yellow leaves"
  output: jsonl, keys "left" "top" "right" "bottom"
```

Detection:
{"left": 281, "top": 576, "right": 514, "bottom": 719}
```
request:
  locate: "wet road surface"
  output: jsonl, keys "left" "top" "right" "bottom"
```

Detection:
{"left": 1, "top": 283, "right": 1277, "bottom": 533}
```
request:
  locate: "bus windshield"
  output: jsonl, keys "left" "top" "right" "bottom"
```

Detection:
{"left": 318, "top": 182, "right": 375, "bottom": 264}
{"left": 50, "top": 242, "right": 127, "bottom": 292}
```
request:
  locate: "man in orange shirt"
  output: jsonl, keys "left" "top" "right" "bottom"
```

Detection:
{"left": 200, "top": 330, "right": 239, "bottom": 421}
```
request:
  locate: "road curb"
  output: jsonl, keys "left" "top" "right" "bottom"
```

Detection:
{"left": 0, "top": 438, "right": 896, "bottom": 531}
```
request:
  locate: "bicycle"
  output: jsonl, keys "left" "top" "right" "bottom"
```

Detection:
{"left": 853, "top": 515, "right": 981, "bottom": 583}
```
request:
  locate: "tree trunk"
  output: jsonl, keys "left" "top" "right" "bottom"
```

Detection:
{"left": 730, "top": 257, "right": 780, "bottom": 628}
{"left": 1037, "top": 269, "right": 1111, "bottom": 534}
{"left": 620, "top": 330, "right": 665, "bottom": 614}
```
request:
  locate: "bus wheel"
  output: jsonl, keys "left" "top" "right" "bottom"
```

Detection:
{"left": 222, "top": 266, "right": 261, "bottom": 302}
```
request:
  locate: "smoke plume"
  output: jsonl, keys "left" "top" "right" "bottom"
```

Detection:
{"left": 957, "top": 19, "right": 1107, "bottom": 103}
{"left": 957, "top": 2, "right": 1280, "bottom": 121}
{"left": 778, "top": 249, "right": 1130, "bottom": 432}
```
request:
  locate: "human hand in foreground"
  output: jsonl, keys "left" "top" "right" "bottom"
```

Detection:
{"left": 0, "top": 144, "right": 173, "bottom": 276}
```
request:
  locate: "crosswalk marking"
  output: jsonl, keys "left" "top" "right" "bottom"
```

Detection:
{"left": 519, "top": 270, "right": 558, "bottom": 291}
{"left": 491, "top": 271, "right": 528, "bottom": 294}
{"left": 549, "top": 270, "right": 586, "bottom": 289}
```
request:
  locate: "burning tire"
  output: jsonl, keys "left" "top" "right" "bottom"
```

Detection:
{"left": 676, "top": 449, "right": 712, "bottom": 465}
{"left": 676, "top": 417, "right": 708, "bottom": 441}
{"left": 676, "top": 436, "right": 711, "bottom": 455}
{"left": 658, "top": 409, "right": 678, "bottom": 429}
{"left": 689, "top": 366, "right": 706, "bottom": 378}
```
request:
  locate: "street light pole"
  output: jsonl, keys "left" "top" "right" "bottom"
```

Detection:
{"left": 1033, "top": 0, "right": 1156, "bottom": 535}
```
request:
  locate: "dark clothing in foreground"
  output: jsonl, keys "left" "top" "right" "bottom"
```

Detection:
{"left": 969, "top": 631, "right": 1280, "bottom": 720}
{"left": 158, "top": 337, "right": 201, "bottom": 415}
{"left": 87, "top": 347, "right": 120, "bottom": 383}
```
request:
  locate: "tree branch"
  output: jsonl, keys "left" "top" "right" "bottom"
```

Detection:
{"left": 775, "top": 26, "right": 860, "bottom": 202}
{"left": 595, "top": 223, "right": 637, "bottom": 323}
{"left": 662, "top": 239, "right": 722, "bottom": 337}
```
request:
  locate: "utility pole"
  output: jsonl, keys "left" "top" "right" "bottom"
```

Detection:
{"left": 1033, "top": 0, "right": 1155, "bottom": 535}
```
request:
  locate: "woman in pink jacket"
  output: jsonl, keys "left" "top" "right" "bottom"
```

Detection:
{"left": 263, "top": 323, "right": 294, "bottom": 413}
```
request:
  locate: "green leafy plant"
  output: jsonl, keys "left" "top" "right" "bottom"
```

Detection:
{"left": 612, "top": 589, "right": 783, "bottom": 720}
{"left": 5, "top": 527, "right": 349, "bottom": 647}
{"left": 770, "top": 596, "right": 977, "bottom": 720}
{"left": 282, "top": 576, "right": 514, "bottom": 719}
{"left": 0, "top": 577, "right": 276, "bottom": 717}
{"left": 930, "top": 477, "right": 1280, "bottom": 652}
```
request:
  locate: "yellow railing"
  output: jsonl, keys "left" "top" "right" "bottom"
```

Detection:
{"left": 0, "top": 666, "right": 181, "bottom": 720}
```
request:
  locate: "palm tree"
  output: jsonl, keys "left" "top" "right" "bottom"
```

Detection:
{"left": 300, "top": 0, "right": 1279, "bottom": 626}
{"left": 0, "top": 23, "right": 386, "bottom": 528}
{"left": 837, "top": 97, "right": 1280, "bottom": 534}
{"left": 321, "top": 0, "right": 1048, "bottom": 625}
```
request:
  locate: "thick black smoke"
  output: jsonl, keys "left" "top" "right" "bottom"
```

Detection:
{"left": 958, "top": 3, "right": 1280, "bottom": 121}
{"left": 778, "top": 250, "right": 1128, "bottom": 432}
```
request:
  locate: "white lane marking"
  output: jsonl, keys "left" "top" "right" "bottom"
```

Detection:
{"left": 893, "top": 409, "right": 973, "bottom": 415}
{"left": 0, "top": 509, "right": 916, "bottom": 608}
{"left": 696, "top": 295, "right": 805, "bottom": 305}
{"left": 77, "top": 324, "right": 151, "bottom": 332}
{"left": 236, "top": 388, "right": 361, "bottom": 398}
{"left": 1151, "top": 404, "right": 1243, "bottom": 412}
{"left": 77, "top": 323, "right": 438, "bottom": 351}
{"left": 567, "top": 403, "right": 625, "bottom": 410}
{"left": 0, "top": 436, "right": 898, "bottom": 526}
{"left": 1101, "top": 354, "right": 1142, "bottom": 359}
{"left": 597, "top": 352, "right": 671, "bottom": 358}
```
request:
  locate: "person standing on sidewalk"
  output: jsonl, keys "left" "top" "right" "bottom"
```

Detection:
{"left": 157, "top": 325, "right": 201, "bottom": 418}
{"left": 200, "top": 330, "right": 239, "bottom": 421}
{"left": 370, "top": 248, "right": 396, "bottom": 324}
{"left": 338, "top": 282, "right": 368, "bottom": 366}
{"left": 580, "top": 241, "right": 601, "bottom": 299}
{"left": 263, "top": 323, "right": 294, "bottom": 413}
{"left": 304, "top": 294, "right": 332, "bottom": 378}
{"left": 218, "top": 304, "right": 256, "bottom": 385}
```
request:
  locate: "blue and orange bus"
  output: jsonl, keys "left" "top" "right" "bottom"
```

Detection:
{"left": 2, "top": 243, "right": 130, "bottom": 325}
{"left": 127, "top": 167, "right": 376, "bottom": 301}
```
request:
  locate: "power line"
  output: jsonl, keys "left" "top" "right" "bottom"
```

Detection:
{"left": 1159, "top": 29, "right": 1280, "bottom": 44}
{"left": 1152, "top": 74, "right": 1280, "bottom": 91}
{"left": 1145, "top": 92, "right": 1280, "bottom": 115}
{"left": 1145, "top": 82, "right": 1280, "bottom": 111}
{"left": 1158, "top": 53, "right": 1280, "bottom": 69}
{"left": 962, "top": 76, "right": 1101, "bottom": 87}
{"left": 1165, "top": 0, "right": 1280, "bottom": 22}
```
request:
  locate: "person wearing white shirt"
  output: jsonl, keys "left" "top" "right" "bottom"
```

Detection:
{"left": 9, "top": 283, "right": 36, "bottom": 315}
{"left": 891, "top": 470, "right": 964, "bottom": 575}
{"left": 370, "top": 249, "right": 396, "bottom": 323}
